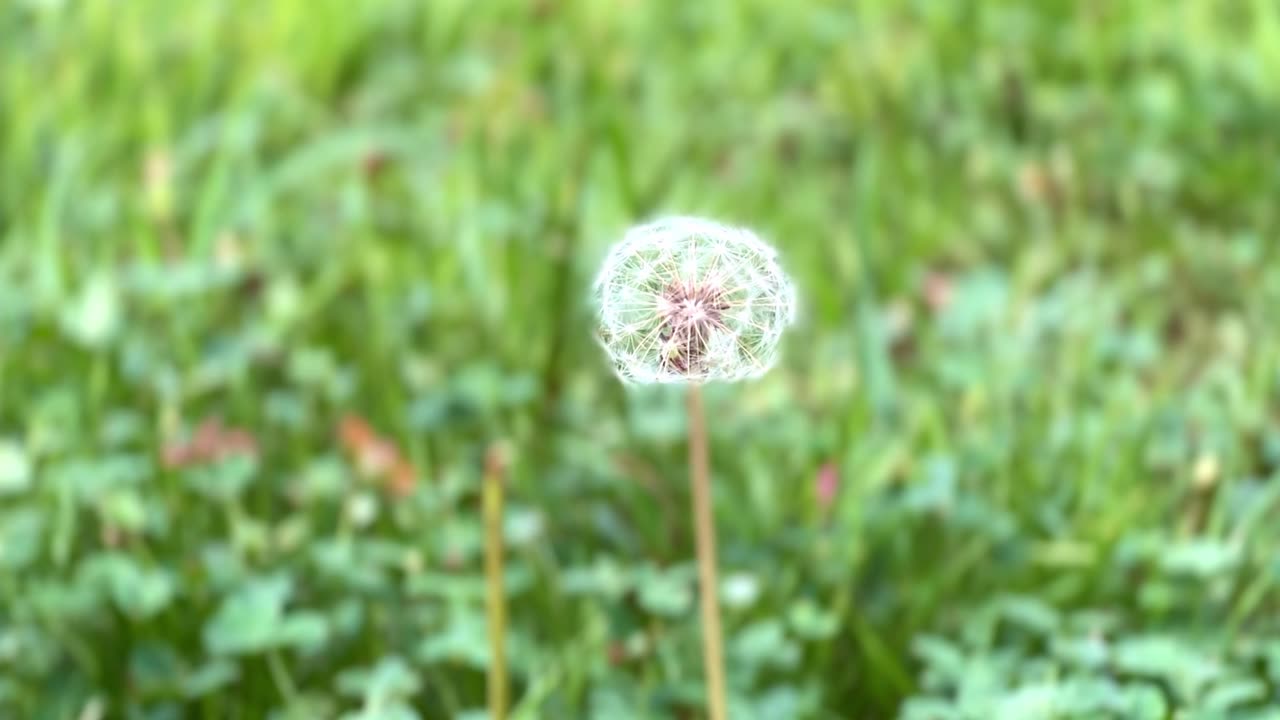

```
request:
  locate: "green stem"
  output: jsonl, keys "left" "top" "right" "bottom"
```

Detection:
{"left": 266, "top": 650, "right": 297, "bottom": 706}
{"left": 687, "top": 386, "right": 727, "bottom": 720}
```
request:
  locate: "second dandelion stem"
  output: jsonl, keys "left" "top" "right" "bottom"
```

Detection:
{"left": 687, "top": 385, "right": 727, "bottom": 720}
{"left": 483, "top": 448, "right": 508, "bottom": 720}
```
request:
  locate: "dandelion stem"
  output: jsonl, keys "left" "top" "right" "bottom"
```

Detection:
{"left": 687, "top": 385, "right": 727, "bottom": 720}
{"left": 483, "top": 448, "right": 509, "bottom": 720}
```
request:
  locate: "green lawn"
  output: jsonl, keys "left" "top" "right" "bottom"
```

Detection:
{"left": 3, "top": 1, "right": 1280, "bottom": 718}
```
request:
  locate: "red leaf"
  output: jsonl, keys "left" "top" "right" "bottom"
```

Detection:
{"left": 337, "top": 414, "right": 418, "bottom": 497}
{"left": 816, "top": 461, "right": 839, "bottom": 510}
{"left": 923, "top": 270, "right": 955, "bottom": 314}
{"left": 162, "top": 418, "right": 258, "bottom": 469}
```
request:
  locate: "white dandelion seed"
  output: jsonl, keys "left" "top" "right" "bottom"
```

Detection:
{"left": 594, "top": 217, "right": 797, "bottom": 385}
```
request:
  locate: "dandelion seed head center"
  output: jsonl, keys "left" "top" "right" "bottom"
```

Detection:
{"left": 595, "top": 217, "right": 796, "bottom": 385}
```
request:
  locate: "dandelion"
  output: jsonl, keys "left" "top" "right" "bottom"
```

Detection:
{"left": 594, "top": 217, "right": 796, "bottom": 720}
{"left": 595, "top": 216, "right": 797, "bottom": 384}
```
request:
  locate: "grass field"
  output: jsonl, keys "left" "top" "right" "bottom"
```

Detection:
{"left": 4, "top": 1, "right": 1280, "bottom": 718}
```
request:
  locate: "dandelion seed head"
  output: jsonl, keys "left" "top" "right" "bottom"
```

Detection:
{"left": 594, "top": 216, "right": 797, "bottom": 385}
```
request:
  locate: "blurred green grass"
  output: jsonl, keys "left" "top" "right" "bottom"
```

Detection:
{"left": 3, "top": 0, "right": 1280, "bottom": 718}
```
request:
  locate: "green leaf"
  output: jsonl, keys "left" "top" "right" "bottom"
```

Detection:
{"left": 336, "top": 655, "right": 420, "bottom": 703}
{"left": 787, "top": 600, "right": 839, "bottom": 640}
{"left": 129, "top": 643, "right": 182, "bottom": 696}
{"left": 417, "top": 607, "right": 488, "bottom": 669}
{"left": 185, "top": 455, "right": 258, "bottom": 503}
{"left": 59, "top": 273, "right": 122, "bottom": 348}
{"left": 0, "top": 509, "right": 44, "bottom": 571}
{"left": 204, "top": 575, "right": 293, "bottom": 655}
{"left": 1113, "top": 635, "right": 1222, "bottom": 700}
{"left": 721, "top": 573, "right": 762, "bottom": 610}
{"left": 181, "top": 659, "right": 239, "bottom": 698}
{"left": 0, "top": 440, "right": 32, "bottom": 495}
{"left": 733, "top": 620, "right": 799, "bottom": 672}
{"left": 561, "top": 558, "right": 631, "bottom": 599}
{"left": 99, "top": 489, "right": 149, "bottom": 533}
{"left": 341, "top": 705, "right": 421, "bottom": 720}
{"left": 994, "top": 595, "right": 1060, "bottom": 636}
{"left": 1160, "top": 539, "right": 1242, "bottom": 578}
{"left": 277, "top": 612, "right": 330, "bottom": 653}
{"left": 48, "top": 454, "right": 151, "bottom": 503}
{"left": 1201, "top": 676, "right": 1267, "bottom": 711}
{"left": 636, "top": 568, "right": 692, "bottom": 617}
{"left": 79, "top": 553, "right": 176, "bottom": 619}
{"left": 912, "top": 636, "right": 967, "bottom": 682}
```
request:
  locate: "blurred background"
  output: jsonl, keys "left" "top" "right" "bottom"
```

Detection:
{"left": 3, "top": 1, "right": 1280, "bottom": 718}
